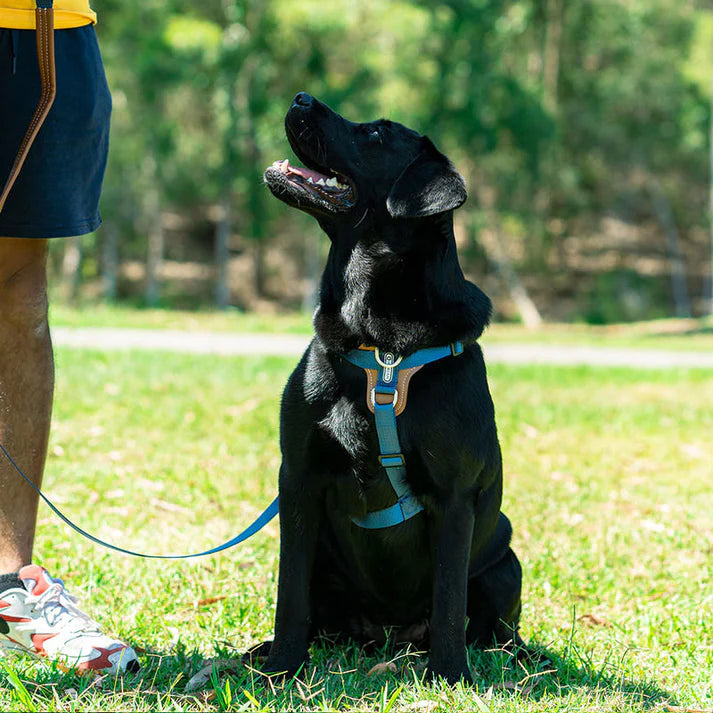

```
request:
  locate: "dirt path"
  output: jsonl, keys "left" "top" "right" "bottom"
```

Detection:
{"left": 51, "top": 326, "right": 713, "bottom": 369}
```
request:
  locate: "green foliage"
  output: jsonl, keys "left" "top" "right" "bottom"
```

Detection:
{"left": 78, "top": 0, "right": 712, "bottom": 316}
{"left": 584, "top": 269, "right": 670, "bottom": 324}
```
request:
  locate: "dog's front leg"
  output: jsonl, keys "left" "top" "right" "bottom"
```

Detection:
{"left": 427, "top": 496, "right": 475, "bottom": 685}
{"left": 264, "top": 470, "right": 320, "bottom": 677}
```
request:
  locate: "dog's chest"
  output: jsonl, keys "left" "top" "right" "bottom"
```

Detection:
{"left": 318, "top": 396, "right": 393, "bottom": 504}
{"left": 316, "top": 382, "right": 429, "bottom": 524}
{"left": 317, "top": 394, "right": 378, "bottom": 478}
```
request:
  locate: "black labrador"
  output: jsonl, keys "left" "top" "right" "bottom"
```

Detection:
{"left": 258, "top": 92, "right": 522, "bottom": 685}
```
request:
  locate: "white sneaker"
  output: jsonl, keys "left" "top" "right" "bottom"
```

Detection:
{"left": 0, "top": 564, "right": 139, "bottom": 675}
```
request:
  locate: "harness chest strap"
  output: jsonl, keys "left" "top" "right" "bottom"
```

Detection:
{"left": 342, "top": 342, "right": 464, "bottom": 529}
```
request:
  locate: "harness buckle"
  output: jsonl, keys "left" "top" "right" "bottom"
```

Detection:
{"left": 378, "top": 453, "right": 405, "bottom": 468}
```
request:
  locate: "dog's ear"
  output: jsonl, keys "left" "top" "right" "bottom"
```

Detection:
{"left": 386, "top": 137, "right": 467, "bottom": 219}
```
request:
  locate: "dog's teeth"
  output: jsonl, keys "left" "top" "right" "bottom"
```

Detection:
{"left": 317, "top": 178, "right": 326, "bottom": 186}
{"left": 337, "top": 181, "right": 347, "bottom": 189}
{"left": 325, "top": 177, "right": 338, "bottom": 187}
{"left": 307, "top": 177, "right": 314, "bottom": 184}
{"left": 280, "top": 159, "right": 289, "bottom": 173}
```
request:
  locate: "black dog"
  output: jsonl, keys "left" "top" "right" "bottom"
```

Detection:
{"left": 259, "top": 92, "right": 522, "bottom": 685}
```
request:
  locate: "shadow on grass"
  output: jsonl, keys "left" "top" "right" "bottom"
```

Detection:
{"left": 183, "top": 635, "right": 679, "bottom": 710}
{"left": 646, "top": 320, "right": 713, "bottom": 339}
{"left": 0, "top": 636, "right": 679, "bottom": 711}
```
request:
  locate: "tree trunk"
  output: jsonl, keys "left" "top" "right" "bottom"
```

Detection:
{"left": 61, "top": 236, "right": 83, "bottom": 303}
{"left": 472, "top": 185, "right": 543, "bottom": 328}
{"left": 142, "top": 154, "right": 164, "bottom": 307}
{"left": 253, "top": 239, "right": 267, "bottom": 300}
{"left": 214, "top": 194, "right": 231, "bottom": 309}
{"left": 145, "top": 205, "right": 164, "bottom": 307}
{"left": 543, "top": 0, "right": 563, "bottom": 116}
{"left": 648, "top": 179, "right": 692, "bottom": 318}
{"left": 487, "top": 228, "right": 543, "bottom": 329}
{"left": 101, "top": 222, "right": 119, "bottom": 301}
{"left": 215, "top": 20, "right": 241, "bottom": 310}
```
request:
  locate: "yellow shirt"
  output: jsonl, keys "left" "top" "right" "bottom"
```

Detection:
{"left": 0, "top": 0, "right": 96, "bottom": 29}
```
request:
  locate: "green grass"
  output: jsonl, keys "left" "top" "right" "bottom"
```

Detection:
{"left": 48, "top": 303, "right": 315, "bottom": 334}
{"left": 49, "top": 302, "right": 713, "bottom": 352}
{"left": 1, "top": 344, "right": 712, "bottom": 711}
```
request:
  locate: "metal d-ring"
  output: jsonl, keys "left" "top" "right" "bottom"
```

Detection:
{"left": 371, "top": 387, "right": 399, "bottom": 407}
{"left": 374, "top": 348, "right": 402, "bottom": 384}
{"left": 374, "top": 348, "right": 403, "bottom": 369}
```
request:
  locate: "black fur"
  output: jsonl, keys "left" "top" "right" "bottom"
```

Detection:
{"left": 258, "top": 93, "right": 523, "bottom": 685}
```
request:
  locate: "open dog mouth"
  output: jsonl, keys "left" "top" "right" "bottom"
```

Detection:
{"left": 264, "top": 159, "right": 356, "bottom": 213}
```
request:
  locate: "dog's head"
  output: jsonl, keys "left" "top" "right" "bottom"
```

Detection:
{"left": 264, "top": 92, "right": 466, "bottom": 229}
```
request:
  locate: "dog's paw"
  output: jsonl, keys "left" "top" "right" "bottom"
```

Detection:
{"left": 424, "top": 663, "right": 473, "bottom": 687}
{"left": 246, "top": 637, "right": 310, "bottom": 679}
{"left": 262, "top": 657, "right": 307, "bottom": 680}
{"left": 242, "top": 640, "right": 273, "bottom": 667}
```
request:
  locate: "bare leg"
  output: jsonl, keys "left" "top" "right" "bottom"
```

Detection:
{"left": 0, "top": 248, "right": 140, "bottom": 674}
{"left": 0, "top": 238, "right": 53, "bottom": 573}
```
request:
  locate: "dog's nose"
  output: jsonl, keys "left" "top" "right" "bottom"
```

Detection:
{"left": 293, "top": 92, "right": 313, "bottom": 108}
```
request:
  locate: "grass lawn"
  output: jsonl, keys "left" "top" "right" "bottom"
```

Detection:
{"left": 48, "top": 302, "right": 713, "bottom": 353}
{"left": 0, "top": 344, "right": 712, "bottom": 711}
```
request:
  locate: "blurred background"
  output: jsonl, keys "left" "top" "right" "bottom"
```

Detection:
{"left": 52, "top": 0, "right": 713, "bottom": 326}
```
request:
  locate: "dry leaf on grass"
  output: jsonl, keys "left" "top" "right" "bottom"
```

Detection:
{"left": 578, "top": 613, "right": 614, "bottom": 628}
{"left": 663, "top": 706, "right": 713, "bottom": 713}
{"left": 185, "top": 658, "right": 240, "bottom": 692}
{"left": 185, "top": 665, "right": 214, "bottom": 692}
{"left": 150, "top": 498, "right": 193, "bottom": 515}
{"left": 493, "top": 680, "right": 534, "bottom": 696}
{"left": 195, "top": 594, "right": 229, "bottom": 606}
{"left": 367, "top": 661, "right": 398, "bottom": 676}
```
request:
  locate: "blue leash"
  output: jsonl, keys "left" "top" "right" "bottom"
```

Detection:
{"left": 342, "top": 342, "right": 464, "bottom": 529}
{"left": 0, "top": 341, "right": 464, "bottom": 554}
{"left": 0, "top": 442, "right": 278, "bottom": 559}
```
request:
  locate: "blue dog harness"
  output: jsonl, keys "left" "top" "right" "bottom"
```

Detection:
{"left": 342, "top": 342, "right": 464, "bottom": 529}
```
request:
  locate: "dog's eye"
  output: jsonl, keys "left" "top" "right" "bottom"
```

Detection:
{"left": 368, "top": 128, "right": 381, "bottom": 142}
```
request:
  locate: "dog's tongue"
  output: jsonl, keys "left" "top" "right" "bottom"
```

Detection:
{"left": 272, "top": 159, "right": 330, "bottom": 183}
{"left": 291, "top": 165, "right": 331, "bottom": 182}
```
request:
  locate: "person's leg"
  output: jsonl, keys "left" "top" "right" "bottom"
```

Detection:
{"left": 0, "top": 237, "right": 53, "bottom": 574}
{"left": 0, "top": 237, "right": 140, "bottom": 674}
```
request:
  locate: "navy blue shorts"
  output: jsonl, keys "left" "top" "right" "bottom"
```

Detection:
{"left": 0, "top": 24, "right": 111, "bottom": 238}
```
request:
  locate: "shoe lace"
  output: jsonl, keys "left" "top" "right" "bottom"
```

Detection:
{"left": 25, "top": 580, "right": 102, "bottom": 634}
